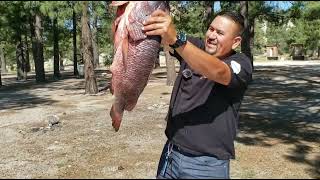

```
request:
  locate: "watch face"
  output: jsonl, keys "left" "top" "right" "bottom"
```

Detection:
{"left": 170, "top": 32, "right": 187, "bottom": 49}
{"left": 179, "top": 32, "right": 187, "bottom": 42}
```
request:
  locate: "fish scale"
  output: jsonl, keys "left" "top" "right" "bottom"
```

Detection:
{"left": 109, "top": 1, "right": 169, "bottom": 132}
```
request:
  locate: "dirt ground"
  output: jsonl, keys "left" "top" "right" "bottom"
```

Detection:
{"left": 0, "top": 60, "right": 319, "bottom": 179}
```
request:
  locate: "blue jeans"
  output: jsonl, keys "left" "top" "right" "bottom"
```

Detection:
{"left": 156, "top": 141, "right": 230, "bottom": 179}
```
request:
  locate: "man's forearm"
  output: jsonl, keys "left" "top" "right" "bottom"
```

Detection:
{"left": 175, "top": 41, "right": 231, "bottom": 85}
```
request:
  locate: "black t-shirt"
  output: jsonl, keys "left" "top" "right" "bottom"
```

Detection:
{"left": 165, "top": 36, "right": 253, "bottom": 160}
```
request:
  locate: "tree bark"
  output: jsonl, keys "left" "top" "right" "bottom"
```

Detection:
{"left": 60, "top": 52, "right": 64, "bottom": 71}
{"left": 0, "top": 66, "right": 2, "bottom": 87}
{"left": 24, "top": 33, "right": 30, "bottom": 73}
{"left": 30, "top": 12, "right": 46, "bottom": 82}
{"left": 91, "top": 2, "right": 99, "bottom": 68}
{"left": 16, "top": 35, "right": 25, "bottom": 80}
{"left": 249, "top": 20, "right": 255, "bottom": 62}
{"left": 73, "top": 6, "right": 78, "bottom": 76}
{"left": 0, "top": 46, "right": 6, "bottom": 74}
{"left": 0, "top": 48, "right": 2, "bottom": 87}
{"left": 81, "top": 1, "right": 98, "bottom": 94}
{"left": 240, "top": 1, "right": 253, "bottom": 67}
{"left": 53, "top": 14, "right": 60, "bottom": 79}
{"left": 203, "top": 1, "right": 214, "bottom": 32}
{"left": 22, "top": 35, "right": 28, "bottom": 81}
{"left": 165, "top": 47, "right": 176, "bottom": 86}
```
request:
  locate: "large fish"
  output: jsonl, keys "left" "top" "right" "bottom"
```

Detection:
{"left": 109, "top": 1, "right": 169, "bottom": 132}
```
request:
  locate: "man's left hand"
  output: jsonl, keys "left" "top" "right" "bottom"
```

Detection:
{"left": 142, "top": 9, "right": 177, "bottom": 46}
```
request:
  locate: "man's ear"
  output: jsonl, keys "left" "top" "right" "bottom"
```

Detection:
{"left": 232, "top": 36, "right": 242, "bottom": 50}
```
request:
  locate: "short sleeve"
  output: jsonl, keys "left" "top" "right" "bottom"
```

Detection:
{"left": 225, "top": 53, "right": 253, "bottom": 89}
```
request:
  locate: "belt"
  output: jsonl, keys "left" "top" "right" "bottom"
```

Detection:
{"left": 170, "top": 142, "right": 201, "bottom": 157}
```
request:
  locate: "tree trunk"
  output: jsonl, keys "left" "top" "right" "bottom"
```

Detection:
{"left": 73, "top": 6, "right": 78, "bottom": 76}
{"left": 318, "top": 46, "right": 320, "bottom": 58}
{"left": 91, "top": 2, "right": 99, "bottom": 68}
{"left": 22, "top": 35, "right": 28, "bottom": 81}
{"left": 24, "top": 33, "right": 30, "bottom": 73}
{"left": 81, "top": 1, "right": 98, "bottom": 94}
{"left": 60, "top": 52, "right": 64, "bottom": 71}
{"left": 31, "top": 12, "right": 46, "bottom": 82}
{"left": 16, "top": 35, "right": 25, "bottom": 80}
{"left": 0, "top": 66, "right": 2, "bottom": 87}
{"left": 240, "top": 1, "right": 253, "bottom": 67}
{"left": 203, "top": 1, "right": 214, "bottom": 32}
{"left": 249, "top": 20, "right": 255, "bottom": 62}
{"left": 0, "top": 46, "right": 7, "bottom": 74}
{"left": 0, "top": 48, "right": 2, "bottom": 87}
{"left": 53, "top": 15, "right": 60, "bottom": 79}
{"left": 165, "top": 47, "right": 176, "bottom": 86}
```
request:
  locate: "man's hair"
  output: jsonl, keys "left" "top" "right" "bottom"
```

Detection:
{"left": 215, "top": 11, "right": 244, "bottom": 36}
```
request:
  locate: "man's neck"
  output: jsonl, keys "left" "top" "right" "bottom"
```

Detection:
{"left": 217, "top": 50, "right": 236, "bottom": 60}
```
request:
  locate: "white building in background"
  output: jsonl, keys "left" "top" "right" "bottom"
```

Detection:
{"left": 260, "top": 19, "right": 295, "bottom": 43}
{"left": 285, "top": 20, "right": 295, "bottom": 31}
{"left": 261, "top": 20, "right": 268, "bottom": 34}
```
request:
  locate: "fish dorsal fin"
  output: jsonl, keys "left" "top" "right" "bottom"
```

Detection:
{"left": 110, "top": 1, "right": 129, "bottom": 7}
{"left": 111, "top": 2, "right": 128, "bottom": 43}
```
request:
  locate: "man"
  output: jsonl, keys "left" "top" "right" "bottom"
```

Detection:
{"left": 143, "top": 9, "right": 253, "bottom": 179}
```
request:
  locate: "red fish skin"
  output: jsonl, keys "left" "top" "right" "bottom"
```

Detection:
{"left": 110, "top": 1, "right": 169, "bottom": 132}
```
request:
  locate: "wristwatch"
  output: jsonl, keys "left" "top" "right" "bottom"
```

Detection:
{"left": 169, "top": 32, "right": 187, "bottom": 49}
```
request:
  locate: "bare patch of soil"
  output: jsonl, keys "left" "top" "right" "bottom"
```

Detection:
{"left": 0, "top": 61, "right": 319, "bottom": 178}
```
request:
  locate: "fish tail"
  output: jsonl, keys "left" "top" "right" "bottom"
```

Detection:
{"left": 124, "top": 89, "right": 140, "bottom": 111}
{"left": 124, "top": 99, "right": 137, "bottom": 111}
{"left": 110, "top": 98, "right": 125, "bottom": 132}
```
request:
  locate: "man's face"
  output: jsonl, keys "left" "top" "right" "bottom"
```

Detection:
{"left": 205, "top": 16, "right": 241, "bottom": 58}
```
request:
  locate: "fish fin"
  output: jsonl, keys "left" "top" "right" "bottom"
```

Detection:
{"left": 110, "top": 97, "right": 126, "bottom": 132}
{"left": 110, "top": 80, "right": 114, "bottom": 95}
{"left": 127, "top": 22, "right": 147, "bottom": 41}
{"left": 110, "top": 1, "right": 129, "bottom": 7}
{"left": 111, "top": 2, "right": 128, "bottom": 46}
{"left": 110, "top": 105, "right": 122, "bottom": 132}
{"left": 124, "top": 99, "right": 138, "bottom": 111}
{"left": 122, "top": 36, "right": 129, "bottom": 71}
{"left": 111, "top": 21, "right": 117, "bottom": 44}
{"left": 112, "top": 2, "right": 128, "bottom": 17}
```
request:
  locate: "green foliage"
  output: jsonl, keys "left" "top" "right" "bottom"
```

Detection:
{"left": 1, "top": 0, "right": 319, "bottom": 72}
{"left": 253, "top": 20, "right": 267, "bottom": 55}
{"left": 0, "top": 1, "right": 28, "bottom": 69}
{"left": 220, "top": 1, "right": 240, "bottom": 12}
{"left": 249, "top": 1, "right": 274, "bottom": 22}
{"left": 265, "top": 21, "right": 290, "bottom": 54}
{"left": 102, "top": 43, "right": 113, "bottom": 66}
{"left": 171, "top": 1, "right": 207, "bottom": 39}
{"left": 287, "top": 1, "right": 304, "bottom": 19}
{"left": 287, "top": 18, "right": 320, "bottom": 55}
{"left": 303, "top": 1, "right": 320, "bottom": 20}
{"left": 253, "top": 1, "right": 320, "bottom": 56}
{"left": 94, "top": 1, "right": 115, "bottom": 56}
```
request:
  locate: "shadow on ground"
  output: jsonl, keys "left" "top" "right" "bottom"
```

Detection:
{"left": 0, "top": 68, "right": 166, "bottom": 112}
{"left": 238, "top": 64, "right": 320, "bottom": 178}
{"left": 0, "top": 70, "right": 111, "bottom": 111}
{"left": 0, "top": 64, "right": 319, "bottom": 178}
